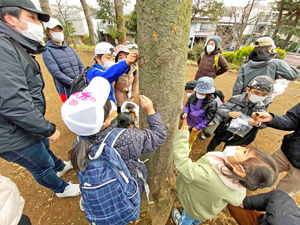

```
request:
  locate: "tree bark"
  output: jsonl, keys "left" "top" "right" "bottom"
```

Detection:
{"left": 272, "top": 0, "right": 285, "bottom": 37}
{"left": 114, "top": 0, "right": 127, "bottom": 45}
{"left": 282, "top": 16, "right": 299, "bottom": 49}
{"left": 80, "top": 0, "right": 97, "bottom": 45}
{"left": 137, "top": 0, "right": 192, "bottom": 224}
{"left": 235, "top": 0, "right": 255, "bottom": 51}
{"left": 39, "top": 0, "right": 52, "bottom": 16}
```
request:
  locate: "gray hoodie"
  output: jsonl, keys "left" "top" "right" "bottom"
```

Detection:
{"left": 0, "top": 21, "right": 55, "bottom": 153}
{"left": 232, "top": 59, "right": 299, "bottom": 105}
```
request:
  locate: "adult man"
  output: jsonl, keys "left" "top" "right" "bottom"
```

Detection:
{"left": 0, "top": 0, "right": 80, "bottom": 197}
{"left": 253, "top": 103, "right": 300, "bottom": 196}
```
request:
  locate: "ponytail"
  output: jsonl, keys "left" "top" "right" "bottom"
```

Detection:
{"left": 68, "top": 139, "right": 91, "bottom": 172}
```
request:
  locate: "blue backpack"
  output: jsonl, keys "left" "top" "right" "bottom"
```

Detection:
{"left": 79, "top": 128, "right": 140, "bottom": 225}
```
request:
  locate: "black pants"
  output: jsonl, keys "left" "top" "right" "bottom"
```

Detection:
{"left": 207, "top": 134, "right": 223, "bottom": 152}
{"left": 18, "top": 214, "right": 31, "bottom": 225}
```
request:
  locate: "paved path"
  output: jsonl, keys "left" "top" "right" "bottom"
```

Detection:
{"left": 284, "top": 54, "right": 300, "bottom": 67}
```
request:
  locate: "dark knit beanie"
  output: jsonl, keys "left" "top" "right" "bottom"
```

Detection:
{"left": 248, "top": 75, "right": 275, "bottom": 92}
{"left": 207, "top": 36, "right": 222, "bottom": 50}
{"left": 185, "top": 80, "right": 197, "bottom": 90}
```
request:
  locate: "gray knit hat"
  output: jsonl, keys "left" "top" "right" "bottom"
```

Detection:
{"left": 248, "top": 75, "right": 274, "bottom": 92}
{"left": 207, "top": 36, "right": 222, "bottom": 50}
{"left": 185, "top": 80, "right": 197, "bottom": 90}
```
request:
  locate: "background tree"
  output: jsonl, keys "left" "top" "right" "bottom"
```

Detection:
{"left": 137, "top": 0, "right": 192, "bottom": 224}
{"left": 39, "top": 0, "right": 52, "bottom": 16}
{"left": 80, "top": 0, "right": 97, "bottom": 45}
{"left": 191, "top": 0, "right": 225, "bottom": 23}
{"left": 125, "top": 4, "right": 137, "bottom": 39}
{"left": 97, "top": 0, "right": 127, "bottom": 44}
{"left": 278, "top": 0, "right": 300, "bottom": 49}
{"left": 272, "top": 0, "right": 285, "bottom": 37}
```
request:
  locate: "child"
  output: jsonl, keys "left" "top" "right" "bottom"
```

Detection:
{"left": 120, "top": 101, "right": 139, "bottom": 128}
{"left": 182, "top": 77, "right": 218, "bottom": 151}
{"left": 194, "top": 36, "right": 228, "bottom": 80}
{"left": 114, "top": 45, "right": 139, "bottom": 113}
{"left": 87, "top": 42, "right": 137, "bottom": 104}
{"left": 207, "top": 75, "right": 274, "bottom": 152}
{"left": 172, "top": 125, "right": 278, "bottom": 225}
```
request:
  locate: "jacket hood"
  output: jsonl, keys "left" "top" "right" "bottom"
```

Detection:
{"left": 46, "top": 40, "right": 68, "bottom": 49}
{"left": 247, "top": 60, "right": 270, "bottom": 69}
{"left": 0, "top": 20, "right": 45, "bottom": 54}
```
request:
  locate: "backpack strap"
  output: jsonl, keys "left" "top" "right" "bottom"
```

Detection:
{"left": 89, "top": 128, "right": 125, "bottom": 160}
{"left": 228, "top": 98, "right": 252, "bottom": 116}
{"left": 0, "top": 34, "right": 40, "bottom": 75}
{"left": 213, "top": 53, "right": 220, "bottom": 71}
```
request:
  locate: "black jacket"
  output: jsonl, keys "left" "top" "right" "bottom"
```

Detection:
{"left": 243, "top": 190, "right": 300, "bottom": 225}
{"left": 266, "top": 103, "right": 300, "bottom": 169}
{"left": 0, "top": 21, "right": 55, "bottom": 153}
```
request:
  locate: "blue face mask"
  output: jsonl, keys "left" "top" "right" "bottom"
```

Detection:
{"left": 101, "top": 60, "right": 115, "bottom": 71}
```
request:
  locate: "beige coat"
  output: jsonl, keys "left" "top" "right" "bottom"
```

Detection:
{"left": 114, "top": 66, "right": 139, "bottom": 107}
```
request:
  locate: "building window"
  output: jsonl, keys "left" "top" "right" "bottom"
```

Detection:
{"left": 200, "top": 23, "right": 212, "bottom": 31}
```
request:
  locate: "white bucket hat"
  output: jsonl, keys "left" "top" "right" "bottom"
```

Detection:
{"left": 91, "top": 42, "right": 115, "bottom": 60}
{"left": 61, "top": 77, "right": 110, "bottom": 136}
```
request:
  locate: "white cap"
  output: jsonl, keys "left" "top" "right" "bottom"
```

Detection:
{"left": 92, "top": 42, "right": 115, "bottom": 60}
{"left": 61, "top": 77, "right": 111, "bottom": 136}
{"left": 44, "top": 18, "right": 63, "bottom": 30}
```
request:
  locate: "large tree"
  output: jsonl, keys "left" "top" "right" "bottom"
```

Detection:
{"left": 39, "top": 0, "right": 52, "bottom": 16}
{"left": 137, "top": 0, "right": 192, "bottom": 224}
{"left": 272, "top": 0, "right": 285, "bottom": 37}
{"left": 80, "top": 0, "right": 97, "bottom": 45}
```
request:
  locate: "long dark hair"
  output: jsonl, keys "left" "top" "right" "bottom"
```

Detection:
{"left": 222, "top": 147, "right": 278, "bottom": 191}
{"left": 116, "top": 113, "right": 134, "bottom": 128}
{"left": 68, "top": 98, "right": 112, "bottom": 172}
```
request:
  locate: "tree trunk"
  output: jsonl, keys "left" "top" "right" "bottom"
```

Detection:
{"left": 114, "top": 0, "right": 127, "bottom": 45}
{"left": 282, "top": 16, "right": 299, "bottom": 49}
{"left": 272, "top": 0, "right": 285, "bottom": 37}
{"left": 137, "top": 0, "right": 192, "bottom": 224}
{"left": 80, "top": 0, "right": 97, "bottom": 45}
{"left": 235, "top": 0, "right": 255, "bottom": 51}
{"left": 39, "top": 0, "right": 52, "bottom": 16}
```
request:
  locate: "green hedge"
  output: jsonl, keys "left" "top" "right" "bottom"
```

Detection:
{"left": 187, "top": 43, "right": 205, "bottom": 61}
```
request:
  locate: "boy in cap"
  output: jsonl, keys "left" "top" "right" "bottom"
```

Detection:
{"left": 207, "top": 75, "right": 274, "bottom": 152}
{"left": 0, "top": 0, "right": 80, "bottom": 197}
{"left": 194, "top": 36, "right": 228, "bottom": 80}
{"left": 233, "top": 36, "right": 299, "bottom": 107}
{"left": 87, "top": 42, "right": 137, "bottom": 104}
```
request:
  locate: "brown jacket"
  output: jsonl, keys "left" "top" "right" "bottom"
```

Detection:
{"left": 194, "top": 50, "right": 228, "bottom": 80}
{"left": 114, "top": 66, "right": 139, "bottom": 107}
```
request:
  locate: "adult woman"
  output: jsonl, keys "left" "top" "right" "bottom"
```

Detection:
{"left": 232, "top": 36, "right": 299, "bottom": 107}
{"left": 42, "top": 18, "right": 85, "bottom": 102}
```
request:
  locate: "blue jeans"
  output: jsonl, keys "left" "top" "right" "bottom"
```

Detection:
{"left": 0, "top": 137, "right": 68, "bottom": 193}
{"left": 178, "top": 210, "right": 202, "bottom": 225}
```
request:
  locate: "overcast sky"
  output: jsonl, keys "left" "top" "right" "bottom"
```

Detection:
{"left": 32, "top": 0, "right": 275, "bottom": 12}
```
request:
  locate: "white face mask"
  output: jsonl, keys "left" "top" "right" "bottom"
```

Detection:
{"left": 223, "top": 146, "right": 245, "bottom": 173}
{"left": 196, "top": 93, "right": 206, "bottom": 99}
{"left": 187, "top": 93, "right": 192, "bottom": 97}
{"left": 206, "top": 45, "right": 215, "bottom": 54}
{"left": 101, "top": 60, "right": 115, "bottom": 71}
{"left": 16, "top": 18, "right": 44, "bottom": 43}
{"left": 51, "top": 32, "right": 64, "bottom": 43}
{"left": 249, "top": 92, "right": 267, "bottom": 104}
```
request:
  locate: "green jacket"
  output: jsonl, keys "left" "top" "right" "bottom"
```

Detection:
{"left": 173, "top": 130, "right": 245, "bottom": 220}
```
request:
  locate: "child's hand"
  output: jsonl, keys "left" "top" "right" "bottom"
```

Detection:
{"left": 239, "top": 202, "right": 244, "bottom": 208}
{"left": 181, "top": 125, "right": 189, "bottom": 131}
{"left": 182, "top": 113, "right": 188, "bottom": 120}
{"left": 252, "top": 112, "right": 273, "bottom": 122}
{"left": 126, "top": 53, "right": 137, "bottom": 66}
{"left": 249, "top": 119, "right": 261, "bottom": 127}
{"left": 192, "top": 127, "right": 198, "bottom": 131}
{"left": 140, "top": 95, "right": 155, "bottom": 115}
{"left": 228, "top": 112, "right": 241, "bottom": 118}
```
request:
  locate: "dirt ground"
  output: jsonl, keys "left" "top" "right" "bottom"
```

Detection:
{"left": 1, "top": 51, "right": 299, "bottom": 225}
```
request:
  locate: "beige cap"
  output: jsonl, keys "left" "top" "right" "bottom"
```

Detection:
{"left": 255, "top": 37, "right": 273, "bottom": 47}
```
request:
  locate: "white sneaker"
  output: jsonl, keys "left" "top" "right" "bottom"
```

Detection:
{"left": 200, "top": 132, "right": 207, "bottom": 140}
{"left": 56, "top": 182, "right": 81, "bottom": 198}
{"left": 56, "top": 161, "right": 73, "bottom": 177}
{"left": 79, "top": 197, "right": 85, "bottom": 211}
{"left": 172, "top": 208, "right": 181, "bottom": 225}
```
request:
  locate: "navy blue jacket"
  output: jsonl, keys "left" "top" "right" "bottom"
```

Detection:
{"left": 87, "top": 61, "right": 130, "bottom": 104}
{"left": 42, "top": 40, "right": 84, "bottom": 87}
